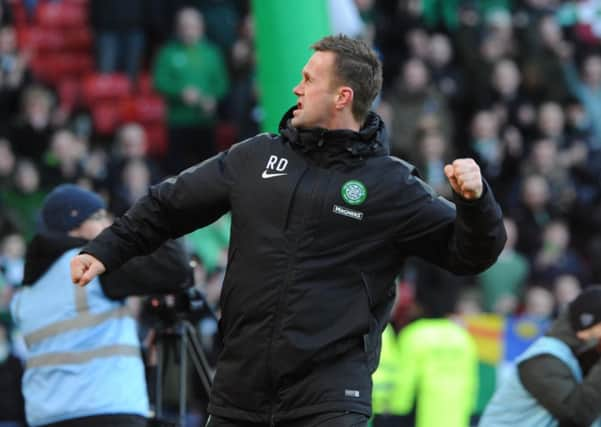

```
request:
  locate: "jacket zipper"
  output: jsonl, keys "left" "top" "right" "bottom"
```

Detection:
{"left": 266, "top": 166, "right": 310, "bottom": 423}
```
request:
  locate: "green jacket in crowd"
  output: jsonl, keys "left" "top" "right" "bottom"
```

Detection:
{"left": 153, "top": 39, "right": 229, "bottom": 128}
{"left": 372, "top": 320, "right": 478, "bottom": 427}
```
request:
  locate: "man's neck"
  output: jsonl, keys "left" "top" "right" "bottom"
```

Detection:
{"left": 323, "top": 113, "right": 361, "bottom": 132}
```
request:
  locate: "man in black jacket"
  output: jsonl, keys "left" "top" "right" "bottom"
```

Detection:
{"left": 71, "top": 35, "right": 506, "bottom": 427}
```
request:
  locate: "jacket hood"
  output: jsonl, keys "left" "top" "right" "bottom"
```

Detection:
{"left": 23, "top": 232, "right": 87, "bottom": 285}
{"left": 278, "top": 106, "right": 389, "bottom": 169}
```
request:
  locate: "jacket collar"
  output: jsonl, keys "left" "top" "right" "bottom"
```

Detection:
{"left": 278, "top": 106, "right": 389, "bottom": 169}
{"left": 23, "top": 233, "right": 88, "bottom": 285}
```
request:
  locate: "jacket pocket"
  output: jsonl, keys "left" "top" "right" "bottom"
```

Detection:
{"left": 359, "top": 271, "right": 383, "bottom": 372}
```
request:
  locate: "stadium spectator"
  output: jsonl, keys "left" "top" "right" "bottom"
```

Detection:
{"left": 0, "top": 138, "right": 15, "bottom": 191}
{"left": 2, "top": 160, "right": 45, "bottom": 241}
{"left": 385, "top": 57, "right": 452, "bottom": 160}
{"left": 153, "top": 7, "right": 229, "bottom": 174}
{"left": 553, "top": 274, "right": 582, "bottom": 313}
{"left": 225, "top": 14, "right": 259, "bottom": 141}
{"left": 531, "top": 220, "right": 588, "bottom": 286}
{"left": 414, "top": 129, "right": 453, "bottom": 198}
{"left": 478, "top": 218, "right": 529, "bottom": 314}
{"left": 8, "top": 85, "right": 55, "bottom": 163}
{"left": 105, "top": 123, "right": 162, "bottom": 197}
{"left": 523, "top": 286, "right": 555, "bottom": 320}
{"left": 199, "top": 0, "right": 241, "bottom": 54}
{"left": 522, "top": 138, "right": 577, "bottom": 215}
{"left": 510, "top": 174, "right": 556, "bottom": 259}
{"left": 372, "top": 294, "right": 478, "bottom": 427}
{"left": 110, "top": 159, "right": 152, "bottom": 216}
{"left": 560, "top": 47, "right": 601, "bottom": 150}
{"left": 0, "top": 25, "right": 30, "bottom": 121}
{"left": 487, "top": 58, "right": 536, "bottom": 136}
{"left": 40, "top": 129, "right": 86, "bottom": 189}
{"left": 426, "top": 33, "right": 463, "bottom": 101}
{"left": 90, "top": 0, "right": 146, "bottom": 82}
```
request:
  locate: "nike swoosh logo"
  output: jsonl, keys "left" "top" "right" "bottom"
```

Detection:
{"left": 262, "top": 170, "right": 288, "bottom": 179}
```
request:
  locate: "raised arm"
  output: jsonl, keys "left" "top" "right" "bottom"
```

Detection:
{"left": 395, "top": 158, "right": 506, "bottom": 275}
{"left": 71, "top": 148, "right": 240, "bottom": 286}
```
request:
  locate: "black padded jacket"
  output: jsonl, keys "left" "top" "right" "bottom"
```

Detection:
{"left": 83, "top": 108, "right": 506, "bottom": 424}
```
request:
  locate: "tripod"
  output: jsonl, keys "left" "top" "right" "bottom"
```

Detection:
{"left": 151, "top": 318, "right": 214, "bottom": 427}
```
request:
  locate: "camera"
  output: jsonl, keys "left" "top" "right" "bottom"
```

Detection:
{"left": 144, "top": 287, "right": 216, "bottom": 326}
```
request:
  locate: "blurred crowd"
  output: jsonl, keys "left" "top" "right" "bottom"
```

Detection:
{"left": 372, "top": 0, "right": 601, "bottom": 322}
{"left": 1, "top": 0, "right": 601, "bottom": 424}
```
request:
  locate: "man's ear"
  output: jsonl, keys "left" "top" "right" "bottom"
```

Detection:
{"left": 335, "top": 86, "right": 354, "bottom": 111}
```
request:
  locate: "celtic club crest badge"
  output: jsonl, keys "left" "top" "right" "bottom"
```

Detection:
{"left": 341, "top": 180, "right": 367, "bottom": 206}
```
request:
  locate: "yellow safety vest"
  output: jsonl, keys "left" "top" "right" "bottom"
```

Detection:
{"left": 372, "top": 319, "right": 478, "bottom": 427}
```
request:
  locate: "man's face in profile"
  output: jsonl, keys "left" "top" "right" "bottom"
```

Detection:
{"left": 291, "top": 51, "right": 339, "bottom": 130}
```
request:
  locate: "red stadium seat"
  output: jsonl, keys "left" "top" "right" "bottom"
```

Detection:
{"left": 17, "top": 27, "right": 65, "bottom": 51}
{"left": 64, "top": 28, "right": 93, "bottom": 50}
{"left": 91, "top": 102, "right": 122, "bottom": 135}
{"left": 82, "top": 73, "right": 131, "bottom": 105}
{"left": 76, "top": 54, "right": 94, "bottom": 75}
{"left": 36, "top": 2, "right": 87, "bottom": 28}
{"left": 31, "top": 53, "right": 93, "bottom": 84}
{"left": 145, "top": 124, "right": 167, "bottom": 158}
{"left": 57, "top": 78, "right": 81, "bottom": 112}
{"left": 120, "top": 96, "right": 166, "bottom": 124}
{"left": 137, "top": 72, "right": 156, "bottom": 96}
{"left": 30, "top": 55, "right": 60, "bottom": 83}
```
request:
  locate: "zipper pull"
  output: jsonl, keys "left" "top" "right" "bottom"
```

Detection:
{"left": 317, "top": 130, "right": 326, "bottom": 147}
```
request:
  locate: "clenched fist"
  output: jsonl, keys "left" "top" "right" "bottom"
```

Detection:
{"left": 444, "top": 158, "right": 483, "bottom": 200}
{"left": 70, "top": 254, "right": 106, "bottom": 287}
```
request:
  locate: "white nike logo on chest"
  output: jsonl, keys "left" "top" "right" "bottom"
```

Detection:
{"left": 262, "top": 170, "right": 288, "bottom": 179}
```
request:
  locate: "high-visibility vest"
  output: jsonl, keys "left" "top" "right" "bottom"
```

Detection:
{"left": 372, "top": 319, "right": 478, "bottom": 427}
{"left": 10, "top": 248, "right": 149, "bottom": 427}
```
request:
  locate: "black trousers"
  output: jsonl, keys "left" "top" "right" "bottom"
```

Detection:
{"left": 41, "top": 414, "right": 147, "bottom": 427}
{"left": 206, "top": 412, "right": 368, "bottom": 427}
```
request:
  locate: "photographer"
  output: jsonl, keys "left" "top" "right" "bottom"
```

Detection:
{"left": 10, "top": 184, "right": 190, "bottom": 427}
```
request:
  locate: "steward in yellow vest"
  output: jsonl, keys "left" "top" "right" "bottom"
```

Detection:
{"left": 372, "top": 318, "right": 477, "bottom": 427}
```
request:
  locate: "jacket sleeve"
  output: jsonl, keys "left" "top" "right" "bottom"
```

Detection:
{"left": 394, "top": 170, "right": 506, "bottom": 275}
{"left": 519, "top": 354, "right": 601, "bottom": 426}
{"left": 83, "top": 148, "right": 238, "bottom": 273}
{"left": 99, "top": 239, "right": 192, "bottom": 299}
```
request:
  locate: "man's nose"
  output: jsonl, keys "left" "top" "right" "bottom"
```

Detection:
{"left": 293, "top": 83, "right": 302, "bottom": 96}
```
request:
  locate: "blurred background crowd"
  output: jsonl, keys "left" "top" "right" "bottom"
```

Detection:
{"left": 2, "top": 0, "right": 601, "bottom": 425}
